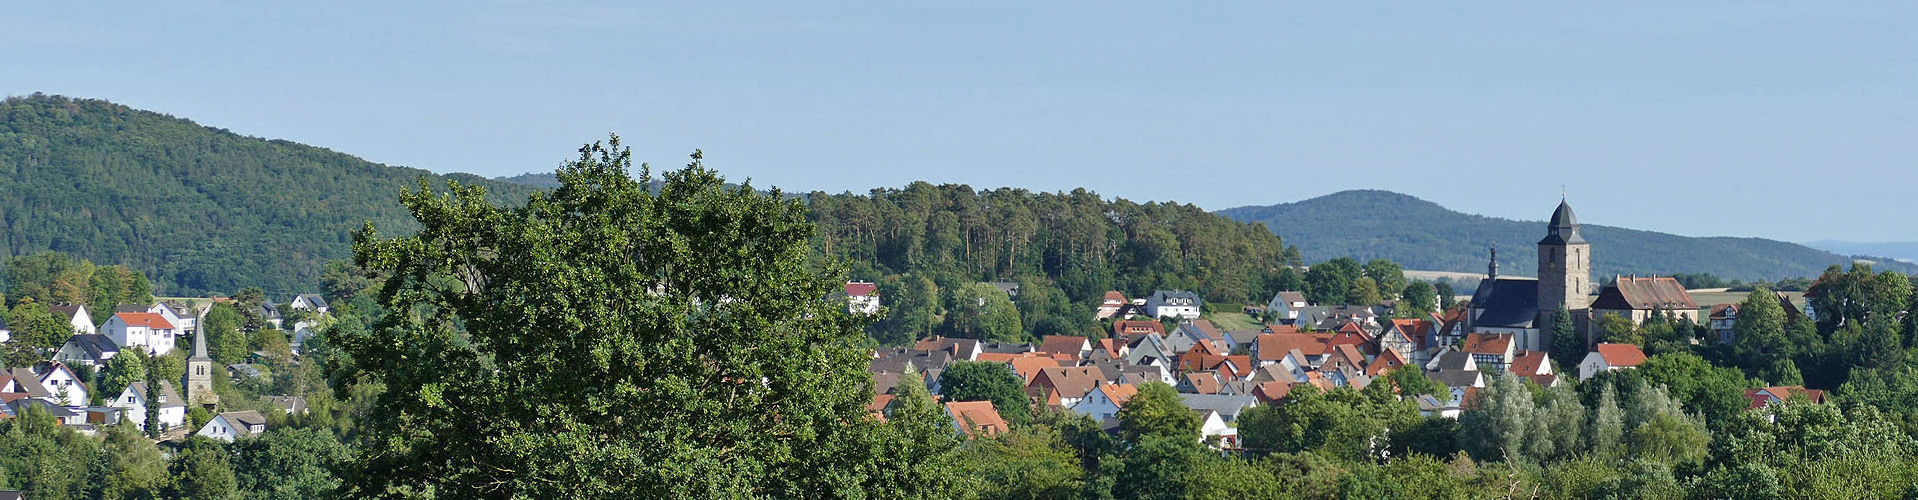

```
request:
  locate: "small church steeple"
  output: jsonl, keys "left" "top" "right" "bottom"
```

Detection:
{"left": 185, "top": 305, "right": 217, "bottom": 408}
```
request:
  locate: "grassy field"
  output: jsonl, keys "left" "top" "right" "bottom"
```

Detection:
{"left": 1687, "top": 289, "right": 1806, "bottom": 308}
{"left": 1205, "top": 311, "right": 1264, "bottom": 331}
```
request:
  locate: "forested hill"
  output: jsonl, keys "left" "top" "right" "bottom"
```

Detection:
{"left": 1219, "top": 190, "right": 1915, "bottom": 281}
{"left": 808, "top": 184, "right": 1301, "bottom": 306}
{"left": 0, "top": 94, "right": 540, "bottom": 296}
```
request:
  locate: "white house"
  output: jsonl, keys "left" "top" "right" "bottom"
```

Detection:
{"left": 1072, "top": 383, "right": 1138, "bottom": 422}
{"left": 1194, "top": 409, "right": 1234, "bottom": 441}
{"left": 34, "top": 362, "right": 88, "bottom": 408}
{"left": 53, "top": 334, "right": 121, "bottom": 367}
{"left": 1579, "top": 343, "right": 1648, "bottom": 381}
{"left": 1146, "top": 290, "right": 1204, "bottom": 320}
{"left": 148, "top": 303, "right": 192, "bottom": 334}
{"left": 1266, "top": 291, "right": 1310, "bottom": 322}
{"left": 290, "top": 294, "right": 330, "bottom": 315}
{"left": 115, "top": 381, "right": 187, "bottom": 431}
{"left": 103, "top": 312, "right": 178, "bottom": 356}
{"left": 48, "top": 304, "right": 96, "bottom": 335}
{"left": 844, "top": 282, "right": 881, "bottom": 316}
{"left": 197, "top": 410, "right": 269, "bottom": 442}
{"left": 0, "top": 315, "right": 10, "bottom": 343}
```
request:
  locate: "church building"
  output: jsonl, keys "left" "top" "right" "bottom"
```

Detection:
{"left": 1466, "top": 200, "right": 1593, "bottom": 352}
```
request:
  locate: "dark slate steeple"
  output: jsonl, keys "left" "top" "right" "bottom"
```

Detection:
{"left": 1538, "top": 200, "right": 1586, "bottom": 245}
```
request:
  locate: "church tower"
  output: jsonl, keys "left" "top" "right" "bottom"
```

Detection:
{"left": 185, "top": 306, "right": 218, "bottom": 408}
{"left": 1537, "top": 199, "right": 1591, "bottom": 321}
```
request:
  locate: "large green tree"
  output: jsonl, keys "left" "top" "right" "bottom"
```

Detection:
{"left": 166, "top": 437, "right": 238, "bottom": 500}
{"left": 230, "top": 427, "right": 352, "bottom": 499}
{"left": 1116, "top": 383, "right": 1197, "bottom": 444}
{"left": 937, "top": 361, "right": 1033, "bottom": 426}
{"left": 944, "top": 282, "right": 1024, "bottom": 341}
{"left": 338, "top": 138, "right": 953, "bottom": 498}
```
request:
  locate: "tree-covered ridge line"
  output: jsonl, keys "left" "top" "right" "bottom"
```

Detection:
{"left": 806, "top": 183, "right": 1304, "bottom": 344}
{"left": 0, "top": 93, "right": 541, "bottom": 297}
{"left": 1219, "top": 189, "right": 1918, "bottom": 281}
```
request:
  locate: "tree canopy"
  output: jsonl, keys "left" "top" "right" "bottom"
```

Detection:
{"left": 337, "top": 137, "right": 941, "bottom": 498}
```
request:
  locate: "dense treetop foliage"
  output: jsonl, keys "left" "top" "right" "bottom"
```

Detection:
{"left": 1219, "top": 189, "right": 1916, "bottom": 281}
{"left": 335, "top": 137, "right": 949, "bottom": 498}
{"left": 0, "top": 94, "right": 539, "bottom": 296}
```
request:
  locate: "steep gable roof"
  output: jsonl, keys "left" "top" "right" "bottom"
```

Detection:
{"left": 1509, "top": 350, "right": 1551, "bottom": 376}
{"left": 1275, "top": 291, "right": 1307, "bottom": 305}
{"left": 1181, "top": 372, "right": 1224, "bottom": 394}
{"left": 47, "top": 304, "right": 85, "bottom": 321}
{"left": 1469, "top": 278, "right": 1540, "bottom": 328}
{"left": 1591, "top": 276, "right": 1698, "bottom": 311}
{"left": 1365, "top": 349, "right": 1409, "bottom": 377}
{"left": 1029, "top": 366, "right": 1105, "bottom": 401}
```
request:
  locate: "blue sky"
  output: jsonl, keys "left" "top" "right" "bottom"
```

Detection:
{"left": 5, "top": 1, "right": 1914, "bottom": 242}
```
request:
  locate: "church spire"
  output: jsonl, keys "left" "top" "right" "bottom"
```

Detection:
{"left": 189, "top": 316, "right": 210, "bottom": 361}
{"left": 1487, "top": 244, "right": 1499, "bottom": 279}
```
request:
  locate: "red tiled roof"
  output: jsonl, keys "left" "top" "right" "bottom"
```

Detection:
{"left": 1509, "top": 350, "right": 1551, "bottom": 376}
{"left": 1252, "top": 381, "right": 1293, "bottom": 403}
{"left": 1006, "top": 356, "right": 1062, "bottom": 383}
{"left": 1462, "top": 333, "right": 1513, "bottom": 356}
{"left": 1365, "top": 349, "right": 1409, "bottom": 377}
{"left": 115, "top": 312, "right": 174, "bottom": 330}
{"left": 946, "top": 401, "right": 1009, "bottom": 437}
{"left": 1028, "top": 366, "right": 1105, "bottom": 401}
{"left": 1103, "top": 291, "right": 1128, "bottom": 304}
{"left": 1039, "top": 335, "right": 1089, "bottom": 360}
{"left": 868, "top": 394, "right": 896, "bottom": 414}
{"left": 1097, "top": 383, "right": 1139, "bottom": 407}
{"left": 1593, "top": 343, "right": 1648, "bottom": 367}
{"left": 845, "top": 282, "right": 878, "bottom": 297}
{"left": 1256, "top": 333, "right": 1333, "bottom": 360}
{"left": 1745, "top": 386, "right": 1827, "bottom": 409}
{"left": 1592, "top": 276, "right": 1698, "bottom": 311}
{"left": 1183, "top": 372, "right": 1223, "bottom": 394}
{"left": 1113, "top": 320, "right": 1165, "bottom": 337}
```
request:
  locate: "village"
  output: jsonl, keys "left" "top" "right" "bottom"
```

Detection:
{"left": 0, "top": 293, "right": 328, "bottom": 445}
{"left": 861, "top": 201, "right": 1830, "bottom": 443}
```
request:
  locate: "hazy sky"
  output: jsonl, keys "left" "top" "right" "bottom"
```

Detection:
{"left": 5, "top": 2, "right": 1914, "bottom": 242}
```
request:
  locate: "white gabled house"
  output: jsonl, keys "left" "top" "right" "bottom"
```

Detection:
{"left": 290, "top": 294, "right": 331, "bottom": 315}
{"left": 197, "top": 410, "right": 269, "bottom": 442}
{"left": 54, "top": 334, "right": 122, "bottom": 367}
{"left": 48, "top": 304, "right": 96, "bottom": 335}
{"left": 1072, "top": 383, "right": 1138, "bottom": 422}
{"left": 844, "top": 282, "right": 881, "bottom": 316}
{"left": 32, "top": 362, "right": 88, "bottom": 408}
{"left": 1579, "top": 343, "right": 1648, "bottom": 381}
{"left": 115, "top": 381, "right": 187, "bottom": 431}
{"left": 103, "top": 312, "right": 178, "bottom": 356}
{"left": 1266, "top": 291, "right": 1310, "bottom": 322}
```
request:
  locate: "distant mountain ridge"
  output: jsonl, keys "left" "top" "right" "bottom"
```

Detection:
{"left": 1219, "top": 190, "right": 1913, "bottom": 282}
{"left": 1803, "top": 240, "right": 1918, "bottom": 264}
{"left": 0, "top": 94, "right": 541, "bottom": 296}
